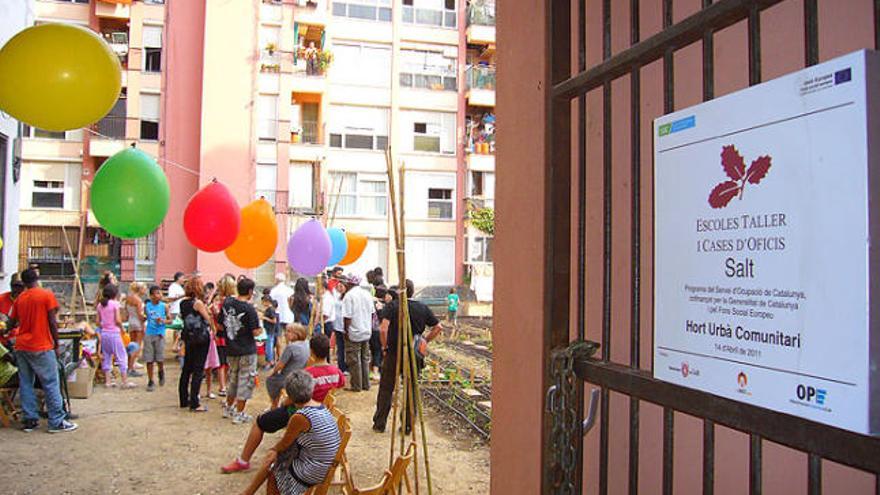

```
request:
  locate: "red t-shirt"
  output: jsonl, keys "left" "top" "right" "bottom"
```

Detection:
{"left": 12, "top": 287, "right": 59, "bottom": 352}
{"left": 307, "top": 364, "right": 345, "bottom": 402}
{"left": 0, "top": 292, "right": 13, "bottom": 317}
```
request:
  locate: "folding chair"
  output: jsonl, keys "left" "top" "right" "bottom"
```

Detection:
{"left": 350, "top": 443, "right": 415, "bottom": 495}
{"left": 305, "top": 413, "right": 354, "bottom": 495}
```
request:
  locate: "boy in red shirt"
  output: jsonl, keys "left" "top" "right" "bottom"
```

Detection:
{"left": 221, "top": 333, "right": 344, "bottom": 473}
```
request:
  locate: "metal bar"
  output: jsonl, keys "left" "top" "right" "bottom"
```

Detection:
{"left": 875, "top": 0, "right": 880, "bottom": 51}
{"left": 750, "top": 434, "right": 762, "bottom": 495}
{"left": 542, "top": 0, "right": 572, "bottom": 492}
{"left": 600, "top": 66, "right": 613, "bottom": 495}
{"left": 553, "top": 0, "right": 787, "bottom": 100}
{"left": 574, "top": 359, "right": 880, "bottom": 474}
{"left": 703, "top": 420, "right": 715, "bottom": 495}
{"left": 808, "top": 453, "right": 821, "bottom": 495}
{"left": 600, "top": 387, "right": 610, "bottom": 495}
{"left": 663, "top": 407, "right": 674, "bottom": 495}
{"left": 748, "top": 4, "right": 761, "bottom": 85}
{"left": 629, "top": 1, "right": 642, "bottom": 492}
{"left": 805, "top": 0, "right": 819, "bottom": 66}
{"left": 663, "top": 0, "right": 674, "bottom": 113}
{"left": 575, "top": 0, "right": 588, "bottom": 489}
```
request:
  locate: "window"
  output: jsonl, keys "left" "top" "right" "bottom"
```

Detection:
{"left": 143, "top": 25, "right": 162, "bottom": 73}
{"left": 256, "top": 258, "right": 276, "bottom": 287}
{"left": 428, "top": 188, "right": 453, "bottom": 219}
{"left": 258, "top": 95, "right": 278, "bottom": 141}
{"left": 332, "top": 43, "right": 391, "bottom": 87}
{"left": 470, "top": 171, "right": 495, "bottom": 198}
{"left": 144, "top": 0, "right": 165, "bottom": 4}
{"left": 403, "top": 0, "right": 456, "bottom": 28}
{"left": 328, "top": 172, "right": 387, "bottom": 217}
{"left": 256, "top": 164, "right": 278, "bottom": 206}
{"left": 407, "top": 237, "right": 455, "bottom": 285}
{"left": 403, "top": 111, "right": 455, "bottom": 154}
{"left": 140, "top": 93, "right": 160, "bottom": 140}
{"left": 260, "top": 26, "right": 281, "bottom": 64}
{"left": 344, "top": 237, "right": 389, "bottom": 280}
{"left": 134, "top": 234, "right": 156, "bottom": 282}
{"left": 468, "top": 236, "right": 493, "bottom": 263}
{"left": 405, "top": 171, "right": 455, "bottom": 219}
{"left": 32, "top": 180, "right": 64, "bottom": 209}
{"left": 23, "top": 125, "right": 83, "bottom": 141}
{"left": 333, "top": 0, "right": 392, "bottom": 22}
{"left": 400, "top": 48, "right": 456, "bottom": 91}
{"left": 328, "top": 105, "right": 389, "bottom": 151}
{"left": 289, "top": 162, "right": 315, "bottom": 210}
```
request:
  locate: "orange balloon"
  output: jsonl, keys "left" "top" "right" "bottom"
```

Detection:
{"left": 224, "top": 198, "right": 278, "bottom": 269}
{"left": 339, "top": 232, "right": 367, "bottom": 265}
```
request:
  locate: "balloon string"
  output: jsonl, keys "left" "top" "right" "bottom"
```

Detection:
{"left": 81, "top": 127, "right": 325, "bottom": 219}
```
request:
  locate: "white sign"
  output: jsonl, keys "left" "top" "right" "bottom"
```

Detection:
{"left": 653, "top": 50, "right": 880, "bottom": 435}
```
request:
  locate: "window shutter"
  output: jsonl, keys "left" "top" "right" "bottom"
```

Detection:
{"left": 143, "top": 25, "right": 162, "bottom": 48}
{"left": 140, "top": 93, "right": 160, "bottom": 121}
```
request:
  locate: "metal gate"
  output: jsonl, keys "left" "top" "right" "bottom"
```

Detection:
{"left": 542, "top": 0, "right": 880, "bottom": 493}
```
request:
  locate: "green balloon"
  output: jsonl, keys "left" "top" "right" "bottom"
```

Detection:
{"left": 91, "top": 147, "right": 170, "bottom": 239}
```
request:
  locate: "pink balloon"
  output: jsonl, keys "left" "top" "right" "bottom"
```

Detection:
{"left": 287, "top": 219, "right": 332, "bottom": 276}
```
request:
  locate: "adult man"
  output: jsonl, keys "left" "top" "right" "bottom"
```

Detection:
{"left": 12, "top": 269, "right": 77, "bottom": 433}
{"left": 166, "top": 271, "right": 186, "bottom": 319}
{"left": 326, "top": 266, "right": 344, "bottom": 293}
{"left": 341, "top": 275, "right": 374, "bottom": 391}
{"left": 372, "top": 279, "right": 442, "bottom": 433}
{"left": 268, "top": 273, "right": 294, "bottom": 328}
{"left": 221, "top": 277, "right": 261, "bottom": 424}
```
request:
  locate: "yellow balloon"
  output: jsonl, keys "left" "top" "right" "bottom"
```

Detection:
{"left": 0, "top": 238, "right": 4, "bottom": 250}
{"left": 0, "top": 23, "right": 121, "bottom": 131}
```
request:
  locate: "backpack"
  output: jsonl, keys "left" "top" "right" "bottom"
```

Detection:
{"left": 182, "top": 311, "right": 211, "bottom": 347}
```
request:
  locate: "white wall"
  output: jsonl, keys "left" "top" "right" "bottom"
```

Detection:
{"left": 0, "top": 1, "right": 32, "bottom": 289}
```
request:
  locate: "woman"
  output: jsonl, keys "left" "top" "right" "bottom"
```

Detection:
{"left": 242, "top": 370, "right": 341, "bottom": 495}
{"left": 125, "top": 282, "right": 147, "bottom": 377}
{"left": 178, "top": 277, "right": 215, "bottom": 412}
{"left": 290, "top": 278, "right": 312, "bottom": 326}
{"left": 209, "top": 274, "right": 236, "bottom": 397}
{"left": 95, "top": 271, "right": 118, "bottom": 308}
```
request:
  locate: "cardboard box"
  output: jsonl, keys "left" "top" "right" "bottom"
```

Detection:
{"left": 66, "top": 366, "right": 95, "bottom": 399}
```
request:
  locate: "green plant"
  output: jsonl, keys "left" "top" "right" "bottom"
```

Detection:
{"left": 265, "top": 42, "right": 277, "bottom": 54}
{"left": 468, "top": 205, "right": 495, "bottom": 235}
{"left": 317, "top": 49, "right": 333, "bottom": 72}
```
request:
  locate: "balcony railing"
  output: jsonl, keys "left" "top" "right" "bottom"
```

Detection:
{"left": 95, "top": 115, "right": 127, "bottom": 140}
{"left": 467, "top": 0, "right": 495, "bottom": 26}
{"left": 293, "top": 121, "right": 320, "bottom": 144}
{"left": 466, "top": 65, "right": 496, "bottom": 91}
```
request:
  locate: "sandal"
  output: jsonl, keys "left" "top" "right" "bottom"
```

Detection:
{"left": 208, "top": 392, "right": 217, "bottom": 400}
{"left": 218, "top": 389, "right": 227, "bottom": 397}
{"left": 191, "top": 406, "right": 209, "bottom": 413}
{"left": 121, "top": 382, "right": 137, "bottom": 389}
{"left": 108, "top": 381, "right": 118, "bottom": 388}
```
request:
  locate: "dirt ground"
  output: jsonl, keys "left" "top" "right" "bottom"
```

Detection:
{"left": 0, "top": 362, "right": 489, "bottom": 494}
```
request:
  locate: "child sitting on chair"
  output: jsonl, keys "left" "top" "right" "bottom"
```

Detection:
{"left": 265, "top": 324, "right": 309, "bottom": 409}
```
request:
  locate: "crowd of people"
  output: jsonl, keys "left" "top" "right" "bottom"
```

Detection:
{"left": 0, "top": 263, "right": 460, "bottom": 494}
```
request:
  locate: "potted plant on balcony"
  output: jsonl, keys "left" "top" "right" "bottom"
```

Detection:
{"left": 265, "top": 42, "right": 277, "bottom": 56}
{"left": 316, "top": 49, "right": 333, "bottom": 75}
{"left": 291, "top": 125, "right": 302, "bottom": 143}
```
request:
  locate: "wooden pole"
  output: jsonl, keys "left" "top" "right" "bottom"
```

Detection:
{"left": 386, "top": 147, "right": 404, "bottom": 469}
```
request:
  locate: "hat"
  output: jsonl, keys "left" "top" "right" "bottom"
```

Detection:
{"left": 342, "top": 275, "right": 362, "bottom": 286}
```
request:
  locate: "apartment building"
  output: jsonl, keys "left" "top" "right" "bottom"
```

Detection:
{"left": 18, "top": 0, "right": 169, "bottom": 287}
{"left": 15, "top": 0, "right": 495, "bottom": 299}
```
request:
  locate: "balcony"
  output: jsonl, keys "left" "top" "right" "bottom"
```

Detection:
{"left": 293, "top": 0, "right": 328, "bottom": 26}
{"left": 91, "top": 116, "right": 129, "bottom": 157}
{"left": 290, "top": 121, "right": 325, "bottom": 162}
{"left": 466, "top": 65, "right": 496, "bottom": 107}
{"left": 290, "top": 49, "right": 329, "bottom": 93}
{"left": 467, "top": 0, "right": 495, "bottom": 45}
{"left": 95, "top": 0, "right": 131, "bottom": 19}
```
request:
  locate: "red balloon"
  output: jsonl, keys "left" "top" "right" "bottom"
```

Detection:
{"left": 183, "top": 180, "right": 241, "bottom": 252}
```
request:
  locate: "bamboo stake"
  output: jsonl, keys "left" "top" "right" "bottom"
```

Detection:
{"left": 386, "top": 147, "right": 405, "bottom": 469}
{"left": 60, "top": 224, "right": 88, "bottom": 324}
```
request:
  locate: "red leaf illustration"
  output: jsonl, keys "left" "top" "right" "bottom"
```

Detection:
{"left": 746, "top": 155, "right": 771, "bottom": 184}
{"left": 721, "top": 145, "right": 746, "bottom": 181}
{"left": 708, "top": 181, "right": 741, "bottom": 209}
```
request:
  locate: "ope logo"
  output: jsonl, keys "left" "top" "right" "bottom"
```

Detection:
{"left": 796, "top": 384, "right": 827, "bottom": 405}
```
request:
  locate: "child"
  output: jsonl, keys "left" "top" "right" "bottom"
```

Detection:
{"left": 144, "top": 285, "right": 172, "bottom": 392}
{"left": 265, "top": 324, "right": 309, "bottom": 409}
{"left": 97, "top": 284, "right": 136, "bottom": 388}
{"left": 305, "top": 333, "right": 345, "bottom": 403}
{"left": 260, "top": 296, "right": 278, "bottom": 370}
{"left": 447, "top": 287, "right": 460, "bottom": 327}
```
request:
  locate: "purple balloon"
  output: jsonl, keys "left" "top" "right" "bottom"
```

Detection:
{"left": 287, "top": 219, "right": 332, "bottom": 276}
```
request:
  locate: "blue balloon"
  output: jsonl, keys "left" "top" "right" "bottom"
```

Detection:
{"left": 327, "top": 227, "right": 348, "bottom": 266}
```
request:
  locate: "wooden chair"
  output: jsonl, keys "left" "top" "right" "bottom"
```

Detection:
{"left": 350, "top": 443, "right": 415, "bottom": 495}
{"left": 304, "top": 413, "right": 354, "bottom": 495}
{"left": 323, "top": 391, "right": 336, "bottom": 410}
